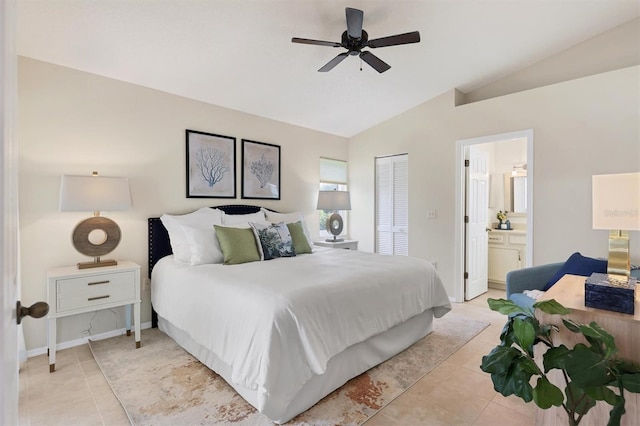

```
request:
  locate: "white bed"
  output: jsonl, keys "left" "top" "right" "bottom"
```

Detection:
{"left": 151, "top": 246, "right": 451, "bottom": 423}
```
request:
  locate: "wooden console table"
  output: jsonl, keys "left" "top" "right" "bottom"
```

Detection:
{"left": 536, "top": 274, "right": 640, "bottom": 425}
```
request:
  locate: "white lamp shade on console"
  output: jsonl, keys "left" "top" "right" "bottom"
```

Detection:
{"left": 60, "top": 175, "right": 131, "bottom": 213}
{"left": 317, "top": 190, "right": 351, "bottom": 211}
{"left": 592, "top": 172, "right": 640, "bottom": 279}
{"left": 60, "top": 173, "right": 132, "bottom": 269}
{"left": 592, "top": 172, "right": 640, "bottom": 232}
{"left": 317, "top": 190, "right": 351, "bottom": 242}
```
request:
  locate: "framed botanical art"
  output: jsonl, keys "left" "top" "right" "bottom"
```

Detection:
{"left": 241, "top": 139, "right": 281, "bottom": 200}
{"left": 186, "top": 129, "right": 236, "bottom": 198}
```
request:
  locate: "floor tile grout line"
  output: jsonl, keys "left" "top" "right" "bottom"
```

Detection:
{"left": 80, "top": 354, "right": 108, "bottom": 426}
{"left": 87, "top": 340, "right": 134, "bottom": 425}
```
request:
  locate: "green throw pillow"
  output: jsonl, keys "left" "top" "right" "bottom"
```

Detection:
{"left": 287, "top": 221, "right": 312, "bottom": 254}
{"left": 214, "top": 225, "right": 261, "bottom": 265}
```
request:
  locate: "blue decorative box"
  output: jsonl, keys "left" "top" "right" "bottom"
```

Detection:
{"left": 584, "top": 273, "right": 637, "bottom": 315}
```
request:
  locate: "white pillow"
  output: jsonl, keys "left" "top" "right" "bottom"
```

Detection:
{"left": 261, "top": 209, "right": 314, "bottom": 249}
{"left": 160, "top": 208, "right": 223, "bottom": 263}
{"left": 181, "top": 225, "right": 224, "bottom": 265}
{"left": 222, "top": 210, "right": 266, "bottom": 226}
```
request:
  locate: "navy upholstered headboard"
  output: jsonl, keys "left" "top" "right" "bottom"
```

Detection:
{"left": 147, "top": 205, "right": 269, "bottom": 278}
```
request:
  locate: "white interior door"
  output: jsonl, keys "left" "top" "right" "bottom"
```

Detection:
{"left": 1, "top": 1, "right": 19, "bottom": 422}
{"left": 465, "top": 146, "right": 489, "bottom": 300}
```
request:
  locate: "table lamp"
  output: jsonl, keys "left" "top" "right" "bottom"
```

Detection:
{"left": 60, "top": 172, "right": 131, "bottom": 269}
{"left": 317, "top": 190, "right": 351, "bottom": 242}
{"left": 592, "top": 172, "right": 640, "bottom": 282}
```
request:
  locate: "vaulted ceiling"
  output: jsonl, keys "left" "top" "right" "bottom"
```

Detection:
{"left": 16, "top": 0, "right": 639, "bottom": 137}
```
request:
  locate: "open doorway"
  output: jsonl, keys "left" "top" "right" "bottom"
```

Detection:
{"left": 454, "top": 130, "right": 534, "bottom": 302}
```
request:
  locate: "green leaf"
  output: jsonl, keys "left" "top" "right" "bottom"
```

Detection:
{"left": 573, "top": 322, "right": 617, "bottom": 358}
{"left": 615, "top": 359, "right": 640, "bottom": 375}
{"left": 534, "top": 299, "right": 571, "bottom": 315}
{"left": 565, "top": 344, "right": 612, "bottom": 388}
{"left": 543, "top": 345, "right": 570, "bottom": 372}
{"left": 585, "top": 385, "right": 619, "bottom": 405}
{"left": 621, "top": 373, "right": 640, "bottom": 393}
{"left": 488, "top": 298, "right": 530, "bottom": 316}
{"left": 563, "top": 318, "right": 581, "bottom": 333}
{"left": 499, "top": 357, "right": 535, "bottom": 402}
{"left": 481, "top": 346, "right": 519, "bottom": 375}
{"left": 533, "top": 377, "right": 564, "bottom": 409}
{"left": 513, "top": 317, "right": 536, "bottom": 356}
{"left": 566, "top": 381, "right": 596, "bottom": 416}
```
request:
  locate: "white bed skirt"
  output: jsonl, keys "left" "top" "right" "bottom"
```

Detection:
{"left": 158, "top": 309, "right": 435, "bottom": 424}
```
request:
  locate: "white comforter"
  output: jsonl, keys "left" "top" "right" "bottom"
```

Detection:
{"left": 151, "top": 247, "right": 451, "bottom": 418}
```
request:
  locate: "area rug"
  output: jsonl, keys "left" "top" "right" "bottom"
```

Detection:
{"left": 89, "top": 312, "right": 488, "bottom": 425}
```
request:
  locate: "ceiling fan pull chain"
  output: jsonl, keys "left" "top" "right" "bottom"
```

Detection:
{"left": 360, "top": 57, "right": 363, "bottom": 71}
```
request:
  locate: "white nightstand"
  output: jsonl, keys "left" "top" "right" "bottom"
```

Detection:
{"left": 46, "top": 260, "right": 141, "bottom": 372}
{"left": 314, "top": 240, "right": 359, "bottom": 250}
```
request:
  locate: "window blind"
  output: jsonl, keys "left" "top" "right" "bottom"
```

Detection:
{"left": 320, "top": 158, "right": 347, "bottom": 184}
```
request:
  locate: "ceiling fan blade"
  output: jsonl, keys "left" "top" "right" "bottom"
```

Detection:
{"left": 318, "top": 52, "right": 349, "bottom": 72}
{"left": 368, "top": 31, "right": 421, "bottom": 48}
{"left": 360, "top": 51, "right": 391, "bottom": 73}
{"left": 345, "top": 7, "right": 363, "bottom": 39}
{"left": 292, "top": 37, "right": 342, "bottom": 47}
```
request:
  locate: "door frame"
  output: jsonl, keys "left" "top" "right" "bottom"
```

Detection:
{"left": 1, "top": 0, "right": 19, "bottom": 423}
{"left": 453, "top": 129, "right": 534, "bottom": 303}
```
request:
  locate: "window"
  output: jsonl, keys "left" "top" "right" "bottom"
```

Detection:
{"left": 319, "top": 158, "right": 348, "bottom": 237}
{"left": 375, "top": 154, "right": 408, "bottom": 255}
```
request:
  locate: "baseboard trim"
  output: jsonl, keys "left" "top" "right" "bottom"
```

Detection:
{"left": 27, "top": 322, "right": 152, "bottom": 358}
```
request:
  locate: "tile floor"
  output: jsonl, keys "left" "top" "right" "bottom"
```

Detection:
{"left": 19, "top": 289, "right": 534, "bottom": 425}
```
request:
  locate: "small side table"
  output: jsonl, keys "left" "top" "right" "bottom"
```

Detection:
{"left": 46, "top": 260, "right": 141, "bottom": 372}
{"left": 314, "top": 240, "right": 358, "bottom": 250}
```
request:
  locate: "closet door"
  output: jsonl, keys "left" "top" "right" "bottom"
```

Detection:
{"left": 375, "top": 154, "right": 408, "bottom": 256}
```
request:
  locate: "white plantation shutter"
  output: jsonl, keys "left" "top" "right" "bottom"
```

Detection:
{"left": 376, "top": 154, "right": 408, "bottom": 255}
{"left": 376, "top": 157, "right": 392, "bottom": 254}
{"left": 392, "top": 157, "right": 409, "bottom": 255}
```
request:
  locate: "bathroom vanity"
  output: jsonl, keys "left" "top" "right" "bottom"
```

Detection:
{"left": 488, "top": 229, "right": 527, "bottom": 290}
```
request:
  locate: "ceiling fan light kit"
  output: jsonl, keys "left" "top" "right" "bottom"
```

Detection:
{"left": 292, "top": 7, "right": 420, "bottom": 73}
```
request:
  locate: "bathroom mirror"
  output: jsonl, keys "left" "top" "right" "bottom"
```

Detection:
{"left": 503, "top": 173, "right": 527, "bottom": 213}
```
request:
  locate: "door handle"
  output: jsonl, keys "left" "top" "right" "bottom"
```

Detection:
{"left": 485, "top": 228, "right": 492, "bottom": 232}
{"left": 16, "top": 301, "right": 49, "bottom": 324}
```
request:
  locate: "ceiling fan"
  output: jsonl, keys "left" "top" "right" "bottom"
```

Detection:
{"left": 291, "top": 7, "right": 420, "bottom": 73}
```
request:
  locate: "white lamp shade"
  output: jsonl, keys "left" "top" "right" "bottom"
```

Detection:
{"left": 60, "top": 175, "right": 132, "bottom": 212}
{"left": 317, "top": 190, "right": 351, "bottom": 211}
{"left": 592, "top": 172, "right": 640, "bottom": 231}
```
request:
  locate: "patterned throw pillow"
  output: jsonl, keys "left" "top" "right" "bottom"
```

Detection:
{"left": 250, "top": 222, "right": 296, "bottom": 260}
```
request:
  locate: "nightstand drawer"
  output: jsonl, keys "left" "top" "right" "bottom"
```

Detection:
{"left": 56, "top": 271, "right": 135, "bottom": 312}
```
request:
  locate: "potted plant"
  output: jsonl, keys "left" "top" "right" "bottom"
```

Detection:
{"left": 497, "top": 210, "right": 508, "bottom": 229}
{"left": 480, "top": 298, "right": 640, "bottom": 426}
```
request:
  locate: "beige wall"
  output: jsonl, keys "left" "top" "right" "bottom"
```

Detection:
{"left": 18, "top": 57, "right": 348, "bottom": 351}
{"left": 348, "top": 65, "right": 640, "bottom": 298}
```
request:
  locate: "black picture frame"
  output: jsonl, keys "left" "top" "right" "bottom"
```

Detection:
{"left": 241, "top": 139, "right": 281, "bottom": 200}
{"left": 186, "top": 129, "right": 236, "bottom": 198}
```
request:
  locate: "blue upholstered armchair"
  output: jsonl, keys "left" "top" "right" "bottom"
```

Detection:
{"left": 506, "top": 262, "right": 563, "bottom": 310}
{"left": 507, "top": 257, "right": 640, "bottom": 310}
